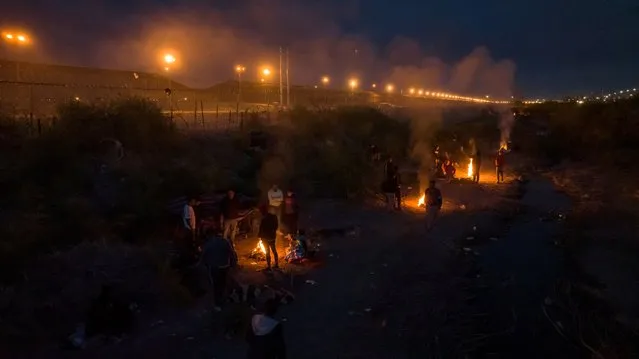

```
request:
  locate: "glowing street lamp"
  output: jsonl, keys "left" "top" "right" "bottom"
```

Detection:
{"left": 321, "top": 76, "right": 330, "bottom": 86}
{"left": 386, "top": 84, "right": 394, "bottom": 93}
{"left": 235, "top": 65, "right": 246, "bottom": 117}
{"left": 164, "top": 54, "right": 176, "bottom": 64}
{"left": 348, "top": 78, "right": 358, "bottom": 91}
{"left": 372, "top": 83, "right": 377, "bottom": 89}
{"left": 2, "top": 31, "right": 30, "bottom": 44}
{"left": 408, "top": 87, "right": 415, "bottom": 95}
{"left": 418, "top": 89, "right": 424, "bottom": 95}
{"left": 262, "top": 67, "right": 271, "bottom": 77}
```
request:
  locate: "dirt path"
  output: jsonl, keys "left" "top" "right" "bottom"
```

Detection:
{"left": 57, "top": 169, "right": 580, "bottom": 359}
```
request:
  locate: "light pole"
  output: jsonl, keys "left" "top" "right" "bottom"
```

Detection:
{"left": 163, "top": 53, "right": 176, "bottom": 122}
{"left": 235, "top": 65, "right": 245, "bottom": 118}
{"left": 321, "top": 76, "right": 330, "bottom": 104}
{"left": 261, "top": 67, "right": 272, "bottom": 109}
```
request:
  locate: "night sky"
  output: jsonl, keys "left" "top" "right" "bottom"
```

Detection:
{"left": 3, "top": 0, "right": 639, "bottom": 98}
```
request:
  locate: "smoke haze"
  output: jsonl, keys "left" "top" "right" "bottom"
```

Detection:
{"left": 4, "top": 0, "right": 515, "bottom": 98}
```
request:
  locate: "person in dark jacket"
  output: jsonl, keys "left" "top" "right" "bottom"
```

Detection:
{"left": 259, "top": 207, "right": 279, "bottom": 270}
{"left": 281, "top": 190, "right": 299, "bottom": 236}
{"left": 384, "top": 157, "right": 396, "bottom": 180}
{"left": 246, "top": 298, "right": 286, "bottom": 359}
{"left": 393, "top": 165, "right": 402, "bottom": 210}
{"left": 200, "top": 229, "right": 235, "bottom": 311}
{"left": 472, "top": 149, "right": 482, "bottom": 183}
{"left": 424, "top": 180, "right": 443, "bottom": 231}
{"left": 220, "top": 189, "right": 242, "bottom": 246}
{"left": 495, "top": 149, "right": 505, "bottom": 183}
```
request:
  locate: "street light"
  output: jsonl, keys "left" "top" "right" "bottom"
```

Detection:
{"left": 348, "top": 78, "right": 358, "bottom": 91}
{"left": 386, "top": 84, "right": 394, "bottom": 93}
{"left": 161, "top": 52, "right": 177, "bottom": 122}
{"left": 372, "top": 83, "right": 377, "bottom": 89}
{"left": 2, "top": 31, "right": 30, "bottom": 44}
{"left": 321, "top": 76, "right": 330, "bottom": 86}
{"left": 408, "top": 88, "right": 415, "bottom": 95}
{"left": 164, "top": 54, "right": 176, "bottom": 64}
{"left": 235, "top": 65, "right": 246, "bottom": 118}
{"left": 262, "top": 67, "right": 271, "bottom": 77}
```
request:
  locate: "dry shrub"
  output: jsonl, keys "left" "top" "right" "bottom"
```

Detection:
{"left": 256, "top": 106, "right": 410, "bottom": 198}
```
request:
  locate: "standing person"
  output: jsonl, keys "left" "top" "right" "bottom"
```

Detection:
{"left": 394, "top": 165, "right": 402, "bottom": 211}
{"left": 199, "top": 228, "right": 235, "bottom": 311}
{"left": 424, "top": 180, "right": 443, "bottom": 231}
{"left": 220, "top": 189, "right": 242, "bottom": 247}
{"left": 381, "top": 176, "right": 396, "bottom": 210}
{"left": 495, "top": 148, "right": 505, "bottom": 183}
{"left": 443, "top": 159, "right": 456, "bottom": 183}
{"left": 384, "top": 157, "right": 397, "bottom": 180}
{"left": 259, "top": 207, "right": 279, "bottom": 270}
{"left": 182, "top": 197, "right": 200, "bottom": 251}
{"left": 246, "top": 298, "right": 287, "bottom": 359}
{"left": 267, "top": 185, "right": 284, "bottom": 227}
{"left": 281, "top": 189, "right": 299, "bottom": 236}
{"left": 472, "top": 149, "right": 482, "bottom": 183}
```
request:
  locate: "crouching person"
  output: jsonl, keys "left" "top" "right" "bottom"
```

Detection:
{"left": 246, "top": 298, "right": 287, "bottom": 359}
{"left": 200, "top": 228, "right": 236, "bottom": 312}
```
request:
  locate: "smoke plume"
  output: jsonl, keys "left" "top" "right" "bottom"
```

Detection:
{"left": 4, "top": 0, "right": 515, "bottom": 98}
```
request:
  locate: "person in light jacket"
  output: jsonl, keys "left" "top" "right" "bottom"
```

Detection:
{"left": 246, "top": 298, "right": 287, "bottom": 359}
{"left": 267, "top": 184, "right": 284, "bottom": 226}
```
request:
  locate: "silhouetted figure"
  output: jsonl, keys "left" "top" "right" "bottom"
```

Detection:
{"left": 281, "top": 189, "right": 299, "bottom": 236}
{"left": 495, "top": 149, "right": 505, "bottom": 183}
{"left": 259, "top": 207, "right": 279, "bottom": 270}
{"left": 473, "top": 149, "right": 482, "bottom": 183}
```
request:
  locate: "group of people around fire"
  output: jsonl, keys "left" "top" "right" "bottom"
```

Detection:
{"left": 179, "top": 184, "right": 306, "bottom": 358}
{"left": 432, "top": 145, "right": 507, "bottom": 184}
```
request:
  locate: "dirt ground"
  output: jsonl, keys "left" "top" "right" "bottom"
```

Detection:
{"left": 44, "top": 165, "right": 602, "bottom": 359}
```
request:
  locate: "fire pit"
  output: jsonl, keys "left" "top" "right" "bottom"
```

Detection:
{"left": 248, "top": 239, "right": 267, "bottom": 261}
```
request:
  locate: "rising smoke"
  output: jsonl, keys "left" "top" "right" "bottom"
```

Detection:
{"left": 7, "top": 0, "right": 516, "bottom": 184}
{"left": 6, "top": 0, "right": 515, "bottom": 97}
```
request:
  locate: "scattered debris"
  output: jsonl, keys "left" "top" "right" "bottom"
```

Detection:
{"left": 489, "top": 237, "right": 498, "bottom": 241}
{"left": 305, "top": 280, "right": 317, "bottom": 285}
{"left": 466, "top": 236, "right": 474, "bottom": 241}
{"left": 364, "top": 308, "right": 372, "bottom": 312}
{"left": 463, "top": 247, "right": 472, "bottom": 252}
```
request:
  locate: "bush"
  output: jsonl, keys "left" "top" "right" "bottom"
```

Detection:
{"left": 259, "top": 106, "right": 410, "bottom": 197}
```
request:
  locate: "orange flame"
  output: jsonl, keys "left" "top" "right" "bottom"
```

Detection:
{"left": 468, "top": 158, "right": 473, "bottom": 178}
{"left": 256, "top": 239, "right": 266, "bottom": 254}
{"left": 418, "top": 195, "right": 425, "bottom": 206}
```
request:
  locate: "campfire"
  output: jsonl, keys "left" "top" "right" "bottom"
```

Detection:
{"left": 416, "top": 159, "right": 474, "bottom": 207}
{"left": 249, "top": 239, "right": 267, "bottom": 260}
